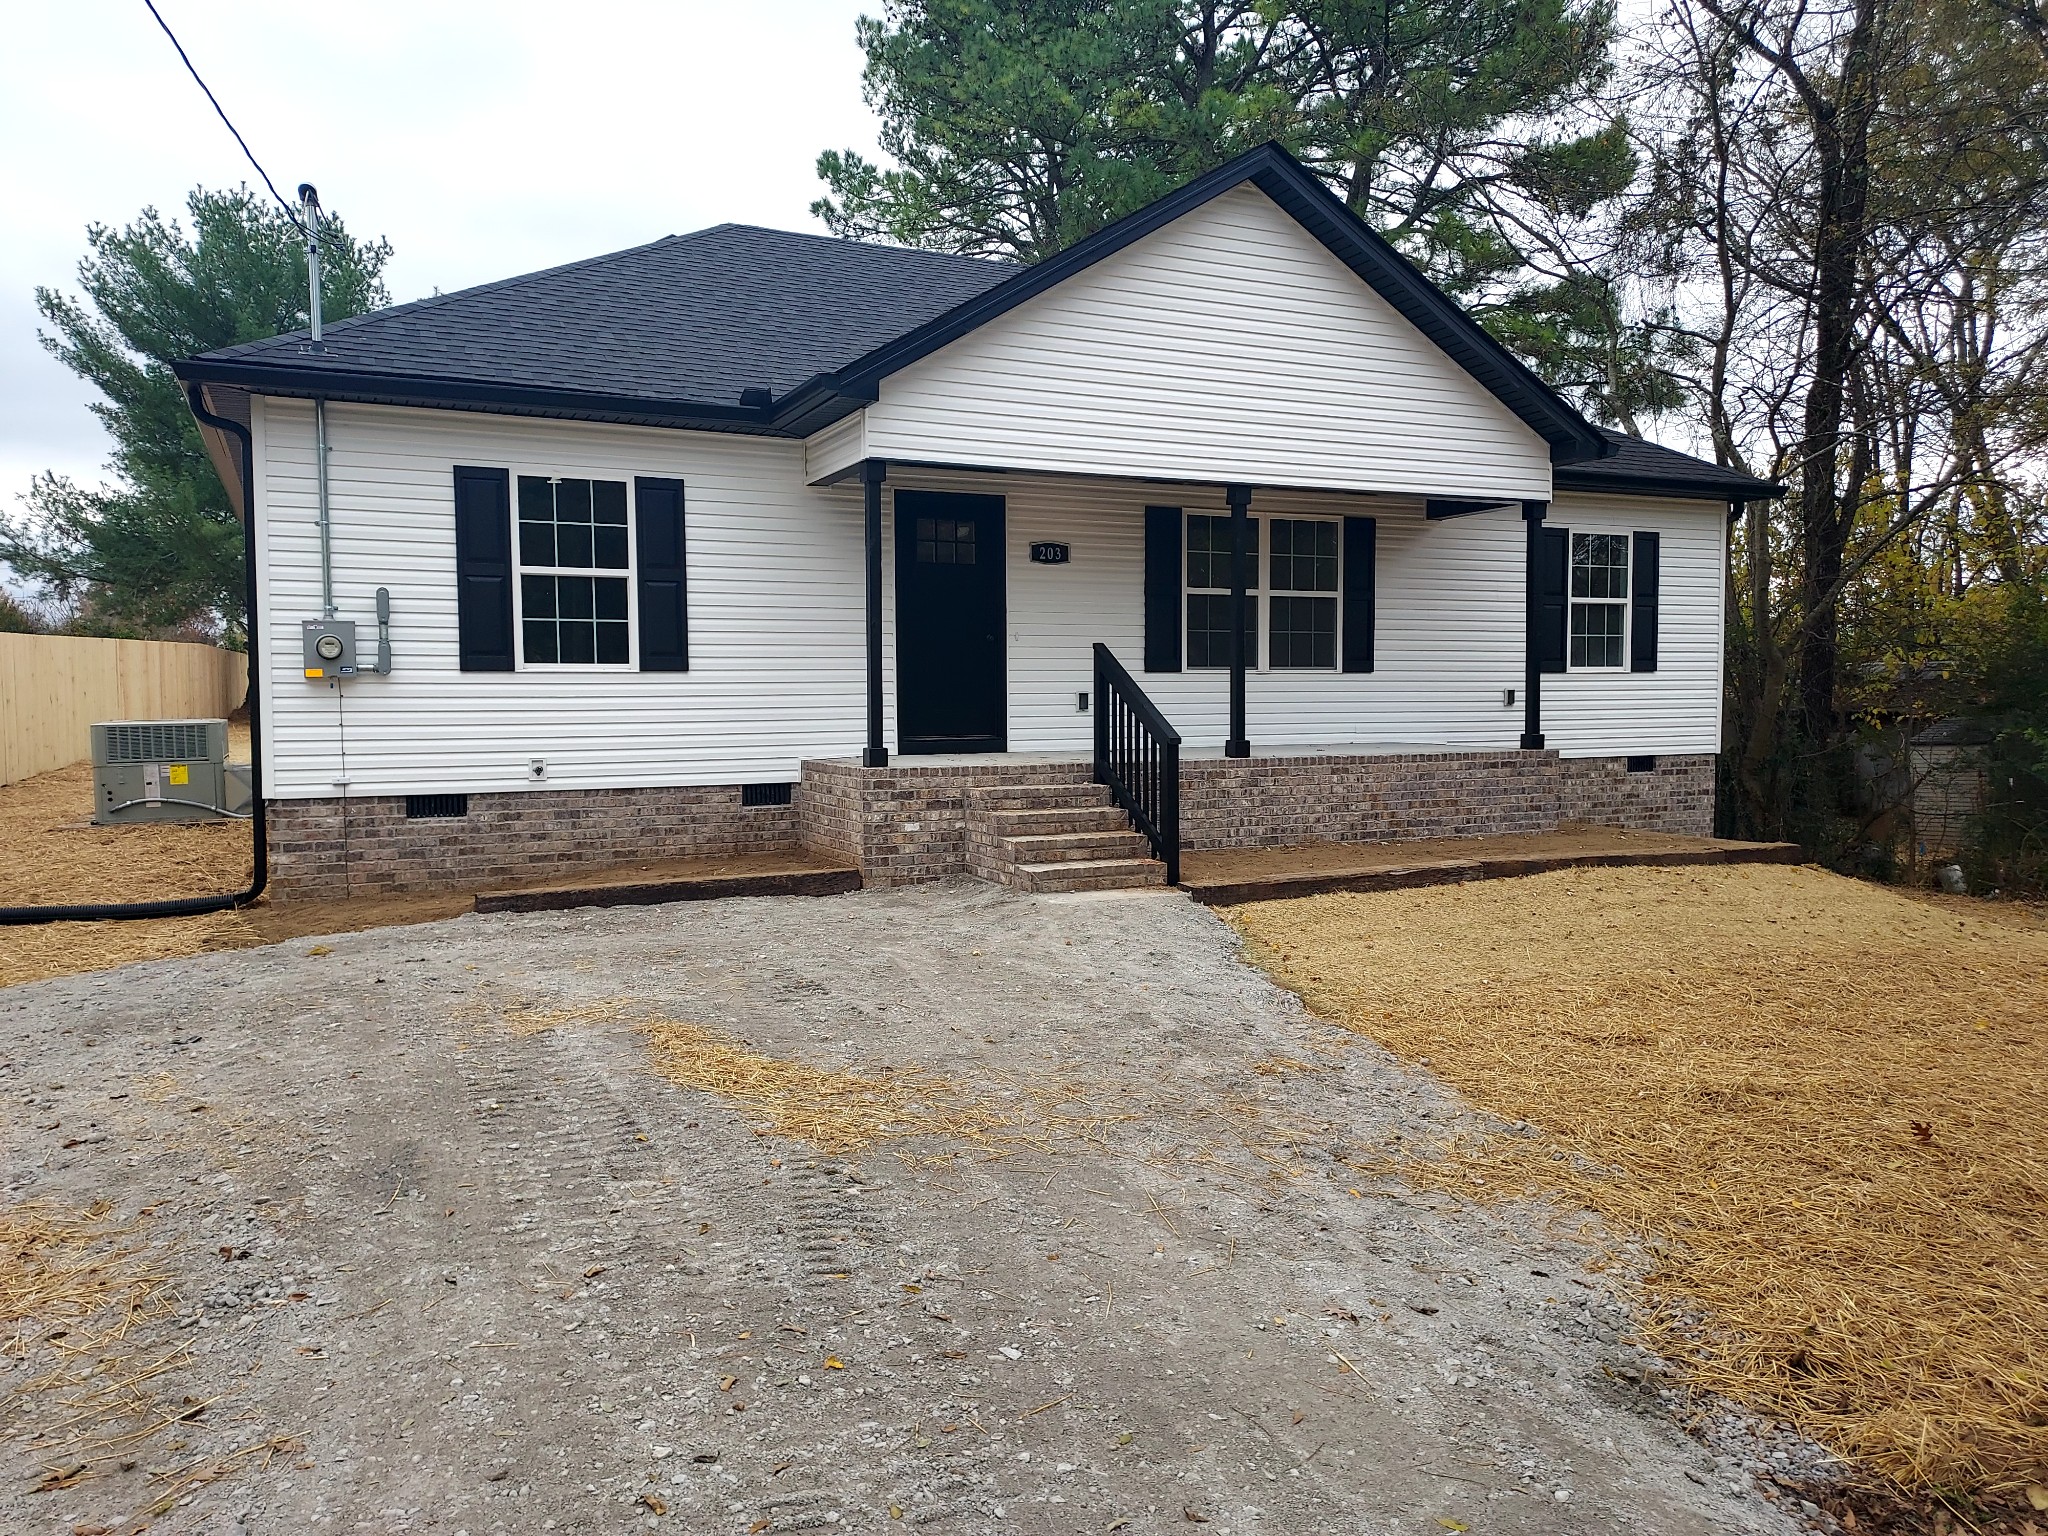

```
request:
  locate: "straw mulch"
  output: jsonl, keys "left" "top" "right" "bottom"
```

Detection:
{"left": 497, "top": 1001, "right": 1129, "bottom": 1158}
{"left": 1, "top": 1201, "right": 187, "bottom": 1480}
{"left": 642, "top": 1019, "right": 1017, "bottom": 1156}
{"left": 1226, "top": 863, "right": 2048, "bottom": 1495}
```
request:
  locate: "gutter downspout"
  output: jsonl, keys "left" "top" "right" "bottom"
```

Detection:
{"left": 0, "top": 387, "right": 269, "bottom": 923}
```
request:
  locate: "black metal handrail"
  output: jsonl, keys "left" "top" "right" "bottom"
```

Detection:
{"left": 1092, "top": 642, "right": 1182, "bottom": 884}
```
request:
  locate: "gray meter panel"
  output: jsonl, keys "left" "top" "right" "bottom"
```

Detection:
{"left": 302, "top": 619, "right": 357, "bottom": 678}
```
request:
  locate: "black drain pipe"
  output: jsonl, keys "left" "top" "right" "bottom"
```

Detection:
{"left": 0, "top": 387, "right": 268, "bottom": 924}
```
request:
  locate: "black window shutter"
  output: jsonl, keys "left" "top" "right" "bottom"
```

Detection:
{"left": 1341, "top": 516, "right": 1376, "bottom": 673}
{"left": 1535, "top": 525, "right": 1569, "bottom": 675}
{"left": 1143, "top": 505, "right": 1182, "bottom": 673}
{"left": 635, "top": 477, "right": 688, "bottom": 671}
{"left": 1631, "top": 530, "right": 1660, "bottom": 673}
{"left": 453, "top": 466, "right": 514, "bottom": 672}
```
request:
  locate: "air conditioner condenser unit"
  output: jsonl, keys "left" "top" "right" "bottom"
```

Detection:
{"left": 90, "top": 718, "right": 242, "bottom": 824}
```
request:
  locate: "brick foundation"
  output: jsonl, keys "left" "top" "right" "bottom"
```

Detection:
{"left": 264, "top": 751, "right": 1716, "bottom": 899}
{"left": 265, "top": 785, "right": 800, "bottom": 901}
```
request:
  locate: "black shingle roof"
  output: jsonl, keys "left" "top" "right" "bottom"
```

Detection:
{"left": 1555, "top": 428, "right": 1782, "bottom": 500}
{"left": 196, "top": 224, "right": 1015, "bottom": 410}
{"left": 179, "top": 142, "right": 1776, "bottom": 500}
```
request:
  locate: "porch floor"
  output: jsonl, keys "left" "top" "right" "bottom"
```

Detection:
{"left": 1180, "top": 827, "right": 1802, "bottom": 905}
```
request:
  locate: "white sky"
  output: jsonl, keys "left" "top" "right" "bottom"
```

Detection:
{"left": 0, "top": 0, "right": 878, "bottom": 537}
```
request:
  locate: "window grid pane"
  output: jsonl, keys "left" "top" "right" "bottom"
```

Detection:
{"left": 1186, "top": 515, "right": 1259, "bottom": 592}
{"left": 1187, "top": 593, "right": 1258, "bottom": 670}
{"left": 1270, "top": 519, "right": 1338, "bottom": 593}
{"left": 1571, "top": 532, "right": 1629, "bottom": 600}
{"left": 1570, "top": 601, "right": 1626, "bottom": 668}
{"left": 515, "top": 475, "right": 631, "bottom": 575}
{"left": 1270, "top": 595, "right": 1337, "bottom": 669}
{"left": 521, "top": 573, "right": 631, "bottom": 666}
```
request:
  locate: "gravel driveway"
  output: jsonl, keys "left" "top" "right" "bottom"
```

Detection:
{"left": 2, "top": 882, "right": 1801, "bottom": 1536}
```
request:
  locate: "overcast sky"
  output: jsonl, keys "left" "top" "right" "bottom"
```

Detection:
{"left": 0, "top": 0, "right": 878, "bottom": 532}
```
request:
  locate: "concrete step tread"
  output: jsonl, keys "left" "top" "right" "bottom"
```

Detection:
{"left": 976, "top": 805, "right": 1130, "bottom": 833}
{"left": 1012, "top": 856, "right": 1168, "bottom": 892}
{"left": 965, "top": 782, "right": 1112, "bottom": 811}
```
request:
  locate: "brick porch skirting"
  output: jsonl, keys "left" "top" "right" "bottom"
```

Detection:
{"left": 265, "top": 786, "right": 799, "bottom": 901}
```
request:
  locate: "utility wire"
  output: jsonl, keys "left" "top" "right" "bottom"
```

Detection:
{"left": 142, "top": 0, "right": 305, "bottom": 231}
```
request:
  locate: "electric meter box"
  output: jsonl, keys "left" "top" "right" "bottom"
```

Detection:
{"left": 302, "top": 619, "right": 357, "bottom": 678}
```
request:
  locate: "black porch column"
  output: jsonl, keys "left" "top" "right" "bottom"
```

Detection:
{"left": 1226, "top": 482, "right": 1252, "bottom": 758}
{"left": 1520, "top": 498, "right": 1547, "bottom": 751}
{"left": 862, "top": 459, "right": 889, "bottom": 768}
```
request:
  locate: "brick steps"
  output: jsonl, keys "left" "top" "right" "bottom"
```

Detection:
{"left": 965, "top": 780, "right": 1166, "bottom": 892}
{"left": 975, "top": 804, "right": 1133, "bottom": 838}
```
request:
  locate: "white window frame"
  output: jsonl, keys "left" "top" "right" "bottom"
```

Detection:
{"left": 510, "top": 466, "right": 639, "bottom": 673}
{"left": 1183, "top": 510, "right": 1343, "bottom": 673}
{"left": 1566, "top": 528, "right": 1630, "bottom": 673}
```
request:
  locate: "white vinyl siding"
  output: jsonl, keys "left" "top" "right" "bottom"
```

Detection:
{"left": 248, "top": 416, "right": 1720, "bottom": 800}
{"left": 1543, "top": 493, "right": 1727, "bottom": 757}
{"left": 253, "top": 398, "right": 872, "bottom": 797}
{"left": 861, "top": 185, "right": 1554, "bottom": 500}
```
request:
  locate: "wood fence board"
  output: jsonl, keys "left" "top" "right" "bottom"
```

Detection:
{"left": 0, "top": 633, "right": 246, "bottom": 786}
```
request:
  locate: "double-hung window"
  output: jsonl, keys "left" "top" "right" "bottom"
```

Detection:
{"left": 1568, "top": 532, "right": 1629, "bottom": 669}
{"left": 1267, "top": 519, "right": 1339, "bottom": 668}
{"left": 516, "top": 474, "right": 633, "bottom": 667}
{"left": 1186, "top": 512, "right": 1341, "bottom": 670}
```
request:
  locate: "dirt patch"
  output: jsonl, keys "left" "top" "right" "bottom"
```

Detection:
{"left": 1226, "top": 863, "right": 2048, "bottom": 1497}
{"left": 1, "top": 883, "right": 1806, "bottom": 1535}
{"left": 0, "top": 891, "right": 475, "bottom": 991}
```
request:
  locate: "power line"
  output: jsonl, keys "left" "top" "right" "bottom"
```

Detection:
{"left": 142, "top": 0, "right": 305, "bottom": 230}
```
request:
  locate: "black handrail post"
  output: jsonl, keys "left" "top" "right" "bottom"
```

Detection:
{"left": 1092, "top": 646, "right": 1110, "bottom": 783}
{"left": 1161, "top": 733, "right": 1180, "bottom": 885}
{"left": 1225, "top": 482, "right": 1251, "bottom": 758}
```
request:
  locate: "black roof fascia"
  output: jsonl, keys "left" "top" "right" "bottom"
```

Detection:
{"left": 172, "top": 357, "right": 794, "bottom": 437}
{"left": 769, "top": 142, "right": 1611, "bottom": 464}
{"left": 1553, "top": 466, "right": 1786, "bottom": 501}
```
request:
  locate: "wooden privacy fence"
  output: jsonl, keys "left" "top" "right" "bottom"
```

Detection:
{"left": 0, "top": 633, "right": 247, "bottom": 787}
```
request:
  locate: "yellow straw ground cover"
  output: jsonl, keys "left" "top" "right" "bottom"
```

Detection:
{"left": 1226, "top": 864, "right": 2048, "bottom": 1494}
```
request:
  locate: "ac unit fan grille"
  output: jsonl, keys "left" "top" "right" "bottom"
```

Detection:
{"left": 102, "top": 722, "right": 212, "bottom": 763}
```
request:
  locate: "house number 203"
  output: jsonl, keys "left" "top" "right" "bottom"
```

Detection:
{"left": 1029, "top": 542, "right": 1070, "bottom": 564}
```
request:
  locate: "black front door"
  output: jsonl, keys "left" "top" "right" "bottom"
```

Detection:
{"left": 895, "top": 490, "right": 1006, "bottom": 754}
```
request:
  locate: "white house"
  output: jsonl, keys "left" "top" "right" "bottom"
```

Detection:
{"left": 177, "top": 144, "right": 1781, "bottom": 900}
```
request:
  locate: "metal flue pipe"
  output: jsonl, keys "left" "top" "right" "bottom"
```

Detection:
{"left": 299, "top": 183, "right": 336, "bottom": 618}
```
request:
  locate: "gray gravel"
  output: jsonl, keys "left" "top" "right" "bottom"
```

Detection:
{"left": 1, "top": 881, "right": 1816, "bottom": 1535}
